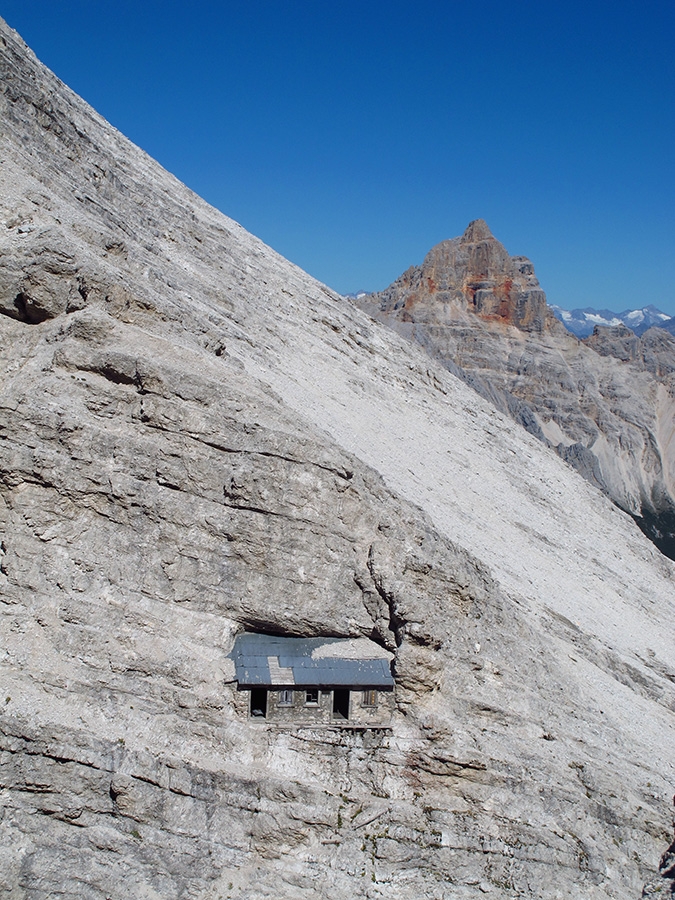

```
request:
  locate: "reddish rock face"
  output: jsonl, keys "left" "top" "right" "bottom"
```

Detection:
{"left": 375, "top": 219, "right": 561, "bottom": 334}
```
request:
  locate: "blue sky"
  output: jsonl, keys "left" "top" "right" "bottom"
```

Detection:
{"left": 3, "top": 1, "right": 674, "bottom": 313}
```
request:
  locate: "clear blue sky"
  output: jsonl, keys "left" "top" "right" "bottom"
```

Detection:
{"left": 2, "top": 1, "right": 674, "bottom": 313}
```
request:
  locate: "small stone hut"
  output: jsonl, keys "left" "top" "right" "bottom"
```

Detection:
{"left": 230, "top": 633, "right": 395, "bottom": 726}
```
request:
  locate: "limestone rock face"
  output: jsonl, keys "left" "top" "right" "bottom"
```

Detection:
{"left": 642, "top": 800, "right": 675, "bottom": 897}
{"left": 1, "top": 17, "right": 675, "bottom": 900}
{"left": 376, "top": 219, "right": 561, "bottom": 334}
{"left": 585, "top": 324, "right": 675, "bottom": 379}
{"left": 359, "top": 226, "right": 675, "bottom": 554}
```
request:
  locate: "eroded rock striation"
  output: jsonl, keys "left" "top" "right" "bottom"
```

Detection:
{"left": 642, "top": 798, "right": 675, "bottom": 897}
{"left": 358, "top": 222, "right": 675, "bottom": 557}
{"left": 1, "top": 18, "right": 674, "bottom": 900}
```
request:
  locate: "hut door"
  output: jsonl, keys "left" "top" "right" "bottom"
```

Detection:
{"left": 332, "top": 689, "right": 350, "bottom": 720}
{"left": 250, "top": 688, "right": 268, "bottom": 718}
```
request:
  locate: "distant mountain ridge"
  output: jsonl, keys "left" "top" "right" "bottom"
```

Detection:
{"left": 551, "top": 303, "right": 672, "bottom": 337}
{"left": 345, "top": 299, "right": 675, "bottom": 340}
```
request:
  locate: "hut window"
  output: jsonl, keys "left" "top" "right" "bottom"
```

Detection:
{"left": 278, "top": 689, "right": 294, "bottom": 706}
{"left": 305, "top": 689, "right": 319, "bottom": 706}
{"left": 361, "top": 689, "right": 378, "bottom": 708}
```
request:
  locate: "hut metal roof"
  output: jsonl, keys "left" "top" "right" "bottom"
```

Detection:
{"left": 230, "top": 633, "right": 394, "bottom": 688}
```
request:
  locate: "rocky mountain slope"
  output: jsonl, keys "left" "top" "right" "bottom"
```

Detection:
{"left": 357, "top": 223, "right": 675, "bottom": 558}
{"left": 1, "top": 17, "right": 674, "bottom": 900}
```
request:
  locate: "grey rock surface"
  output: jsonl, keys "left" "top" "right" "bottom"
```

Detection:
{"left": 642, "top": 798, "right": 675, "bottom": 896}
{"left": 357, "top": 223, "right": 675, "bottom": 547}
{"left": 0, "top": 17, "right": 674, "bottom": 900}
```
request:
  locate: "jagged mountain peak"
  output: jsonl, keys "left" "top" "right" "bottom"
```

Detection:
{"left": 460, "top": 217, "right": 495, "bottom": 242}
{"left": 357, "top": 224, "right": 675, "bottom": 558}
{"left": 372, "top": 221, "right": 557, "bottom": 334}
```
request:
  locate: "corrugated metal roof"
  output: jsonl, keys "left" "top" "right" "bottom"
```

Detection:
{"left": 230, "top": 633, "right": 395, "bottom": 688}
